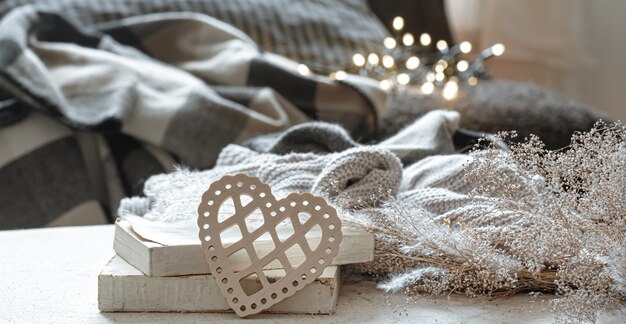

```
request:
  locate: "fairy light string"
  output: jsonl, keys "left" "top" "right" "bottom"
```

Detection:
{"left": 369, "top": 16, "right": 504, "bottom": 100}
{"left": 312, "top": 16, "right": 506, "bottom": 101}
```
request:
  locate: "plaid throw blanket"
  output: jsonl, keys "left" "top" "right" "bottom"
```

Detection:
{"left": 0, "top": 0, "right": 389, "bottom": 73}
{"left": 0, "top": 3, "right": 386, "bottom": 229}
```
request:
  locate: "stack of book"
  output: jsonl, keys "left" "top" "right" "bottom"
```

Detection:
{"left": 98, "top": 218, "right": 374, "bottom": 314}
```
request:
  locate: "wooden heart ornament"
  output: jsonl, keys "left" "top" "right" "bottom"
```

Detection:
{"left": 197, "top": 173, "right": 342, "bottom": 317}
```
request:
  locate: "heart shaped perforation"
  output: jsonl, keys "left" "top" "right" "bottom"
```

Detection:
{"left": 197, "top": 174, "right": 342, "bottom": 317}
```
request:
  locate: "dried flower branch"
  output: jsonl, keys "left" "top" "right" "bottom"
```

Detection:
{"left": 340, "top": 122, "right": 626, "bottom": 323}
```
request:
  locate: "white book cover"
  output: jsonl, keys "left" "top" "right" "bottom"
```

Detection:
{"left": 98, "top": 256, "right": 340, "bottom": 314}
{"left": 114, "top": 217, "right": 374, "bottom": 276}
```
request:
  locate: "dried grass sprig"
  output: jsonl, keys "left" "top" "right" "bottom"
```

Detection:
{"left": 342, "top": 122, "right": 626, "bottom": 323}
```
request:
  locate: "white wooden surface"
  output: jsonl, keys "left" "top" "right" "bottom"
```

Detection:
{"left": 0, "top": 225, "right": 623, "bottom": 323}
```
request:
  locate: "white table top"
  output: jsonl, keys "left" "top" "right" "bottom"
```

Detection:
{"left": 0, "top": 225, "right": 622, "bottom": 323}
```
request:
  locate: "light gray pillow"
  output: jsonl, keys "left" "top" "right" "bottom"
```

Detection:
{"left": 380, "top": 80, "right": 613, "bottom": 149}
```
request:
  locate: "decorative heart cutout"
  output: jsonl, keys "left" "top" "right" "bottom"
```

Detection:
{"left": 197, "top": 173, "right": 342, "bottom": 317}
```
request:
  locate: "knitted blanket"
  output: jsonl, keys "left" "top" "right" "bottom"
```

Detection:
{"left": 120, "top": 110, "right": 524, "bottom": 231}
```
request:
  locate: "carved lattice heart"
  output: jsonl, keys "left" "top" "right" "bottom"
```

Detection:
{"left": 197, "top": 173, "right": 342, "bottom": 317}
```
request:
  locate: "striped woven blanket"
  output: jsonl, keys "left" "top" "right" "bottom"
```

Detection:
{"left": 0, "top": 1, "right": 388, "bottom": 229}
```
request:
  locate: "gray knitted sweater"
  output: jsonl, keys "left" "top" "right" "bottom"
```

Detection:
{"left": 119, "top": 110, "right": 527, "bottom": 229}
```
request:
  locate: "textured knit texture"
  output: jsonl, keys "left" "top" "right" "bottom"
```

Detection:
{"left": 243, "top": 122, "right": 360, "bottom": 154}
{"left": 117, "top": 109, "right": 531, "bottom": 230}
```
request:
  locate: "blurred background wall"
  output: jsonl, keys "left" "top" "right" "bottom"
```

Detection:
{"left": 445, "top": 0, "right": 626, "bottom": 121}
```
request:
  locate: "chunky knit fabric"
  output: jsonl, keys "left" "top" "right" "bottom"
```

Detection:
{"left": 119, "top": 110, "right": 530, "bottom": 228}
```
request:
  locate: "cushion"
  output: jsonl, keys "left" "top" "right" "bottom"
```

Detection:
{"left": 379, "top": 80, "right": 613, "bottom": 149}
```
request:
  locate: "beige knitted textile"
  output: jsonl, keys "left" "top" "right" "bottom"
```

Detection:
{"left": 119, "top": 110, "right": 529, "bottom": 229}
